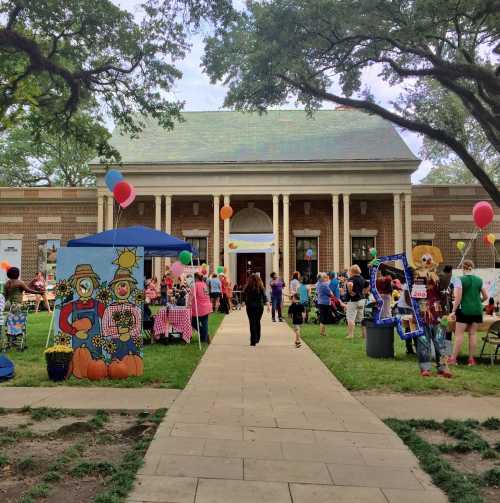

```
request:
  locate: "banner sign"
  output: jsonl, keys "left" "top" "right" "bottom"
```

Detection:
{"left": 227, "top": 234, "right": 275, "bottom": 253}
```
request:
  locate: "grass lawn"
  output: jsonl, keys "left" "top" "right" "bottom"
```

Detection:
{"left": 1, "top": 311, "right": 225, "bottom": 389}
{"left": 299, "top": 322, "right": 500, "bottom": 395}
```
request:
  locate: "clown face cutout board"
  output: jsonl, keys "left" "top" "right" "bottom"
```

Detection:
{"left": 54, "top": 247, "right": 144, "bottom": 378}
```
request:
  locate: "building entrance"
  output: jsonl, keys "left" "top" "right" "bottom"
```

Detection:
{"left": 236, "top": 253, "right": 266, "bottom": 288}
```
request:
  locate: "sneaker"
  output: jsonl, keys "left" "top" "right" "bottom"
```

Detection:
{"left": 420, "top": 370, "right": 432, "bottom": 377}
{"left": 279, "top": 318, "right": 284, "bottom": 322}
{"left": 468, "top": 357, "right": 477, "bottom": 366}
{"left": 437, "top": 370, "right": 453, "bottom": 378}
{"left": 272, "top": 319, "right": 276, "bottom": 323}
{"left": 448, "top": 356, "right": 458, "bottom": 365}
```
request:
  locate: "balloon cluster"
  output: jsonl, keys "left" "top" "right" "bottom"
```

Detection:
{"left": 105, "top": 169, "right": 136, "bottom": 209}
{"left": 0, "top": 260, "right": 11, "bottom": 272}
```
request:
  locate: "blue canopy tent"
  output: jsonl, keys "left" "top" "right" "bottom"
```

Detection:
{"left": 67, "top": 226, "right": 193, "bottom": 257}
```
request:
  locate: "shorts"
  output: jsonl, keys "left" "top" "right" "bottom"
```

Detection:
{"left": 456, "top": 309, "right": 482, "bottom": 325}
{"left": 346, "top": 299, "right": 365, "bottom": 323}
{"left": 318, "top": 304, "right": 331, "bottom": 324}
{"left": 209, "top": 292, "right": 221, "bottom": 299}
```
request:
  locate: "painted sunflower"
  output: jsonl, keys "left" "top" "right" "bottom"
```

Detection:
{"left": 55, "top": 280, "right": 72, "bottom": 299}
{"left": 91, "top": 335, "right": 103, "bottom": 348}
{"left": 55, "top": 332, "right": 72, "bottom": 347}
{"left": 103, "top": 340, "right": 117, "bottom": 355}
{"left": 96, "top": 285, "right": 113, "bottom": 306}
{"left": 132, "top": 289, "right": 145, "bottom": 305}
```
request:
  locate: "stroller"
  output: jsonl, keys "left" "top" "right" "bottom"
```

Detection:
{"left": 2, "top": 305, "right": 29, "bottom": 351}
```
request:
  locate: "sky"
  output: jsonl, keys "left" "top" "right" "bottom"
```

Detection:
{"left": 114, "top": 0, "right": 431, "bottom": 182}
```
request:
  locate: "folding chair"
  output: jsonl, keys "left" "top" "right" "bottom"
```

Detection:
{"left": 5, "top": 306, "right": 29, "bottom": 351}
{"left": 479, "top": 320, "right": 500, "bottom": 364}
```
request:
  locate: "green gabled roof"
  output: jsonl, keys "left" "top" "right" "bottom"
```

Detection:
{"left": 107, "top": 110, "right": 418, "bottom": 164}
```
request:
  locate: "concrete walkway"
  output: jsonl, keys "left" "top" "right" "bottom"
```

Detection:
{"left": 129, "top": 310, "right": 448, "bottom": 503}
{"left": 355, "top": 392, "right": 500, "bottom": 421}
{"left": 0, "top": 387, "right": 179, "bottom": 410}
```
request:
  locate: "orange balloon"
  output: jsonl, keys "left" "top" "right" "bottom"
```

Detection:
{"left": 0, "top": 260, "right": 11, "bottom": 271}
{"left": 220, "top": 205, "right": 234, "bottom": 220}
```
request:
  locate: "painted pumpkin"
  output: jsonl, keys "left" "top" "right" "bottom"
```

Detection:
{"left": 72, "top": 347, "right": 92, "bottom": 378}
{"left": 122, "top": 354, "right": 144, "bottom": 377}
{"left": 87, "top": 359, "right": 108, "bottom": 381}
{"left": 108, "top": 359, "right": 129, "bottom": 380}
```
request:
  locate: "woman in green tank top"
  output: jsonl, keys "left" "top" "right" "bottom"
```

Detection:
{"left": 4, "top": 267, "right": 39, "bottom": 308}
{"left": 450, "top": 260, "right": 488, "bottom": 366}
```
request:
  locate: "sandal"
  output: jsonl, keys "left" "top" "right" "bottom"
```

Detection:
{"left": 295, "top": 341, "right": 301, "bottom": 348}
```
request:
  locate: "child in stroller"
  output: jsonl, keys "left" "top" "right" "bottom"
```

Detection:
{"left": 310, "top": 294, "right": 346, "bottom": 325}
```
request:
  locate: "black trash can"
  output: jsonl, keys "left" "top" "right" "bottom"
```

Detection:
{"left": 365, "top": 320, "right": 395, "bottom": 358}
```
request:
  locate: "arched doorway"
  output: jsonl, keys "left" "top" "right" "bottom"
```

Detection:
{"left": 229, "top": 208, "right": 274, "bottom": 288}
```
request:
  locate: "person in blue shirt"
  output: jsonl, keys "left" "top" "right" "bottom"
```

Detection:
{"left": 298, "top": 278, "right": 310, "bottom": 322}
{"left": 328, "top": 272, "right": 340, "bottom": 299}
{"left": 316, "top": 272, "right": 333, "bottom": 336}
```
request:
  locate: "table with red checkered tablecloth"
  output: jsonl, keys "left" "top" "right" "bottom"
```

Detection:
{"left": 153, "top": 306, "right": 192, "bottom": 343}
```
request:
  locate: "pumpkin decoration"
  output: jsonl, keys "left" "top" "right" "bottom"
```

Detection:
{"left": 86, "top": 359, "right": 108, "bottom": 381}
{"left": 122, "top": 354, "right": 144, "bottom": 377}
{"left": 72, "top": 346, "right": 92, "bottom": 378}
{"left": 108, "top": 359, "right": 129, "bottom": 380}
{"left": 72, "top": 317, "right": 92, "bottom": 332}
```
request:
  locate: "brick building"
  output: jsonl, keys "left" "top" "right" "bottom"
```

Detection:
{"left": 1, "top": 110, "right": 499, "bottom": 286}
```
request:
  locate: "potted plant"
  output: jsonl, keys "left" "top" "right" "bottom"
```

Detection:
{"left": 44, "top": 344, "right": 73, "bottom": 381}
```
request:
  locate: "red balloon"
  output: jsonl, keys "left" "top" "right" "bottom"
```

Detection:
{"left": 472, "top": 201, "right": 494, "bottom": 229}
{"left": 120, "top": 184, "right": 136, "bottom": 209}
{"left": 113, "top": 181, "right": 132, "bottom": 206}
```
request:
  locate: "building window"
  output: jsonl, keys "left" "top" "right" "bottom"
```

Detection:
{"left": 351, "top": 237, "right": 375, "bottom": 278}
{"left": 295, "top": 237, "right": 318, "bottom": 284}
{"left": 412, "top": 239, "right": 433, "bottom": 247}
{"left": 495, "top": 242, "right": 500, "bottom": 269}
{"left": 186, "top": 237, "right": 208, "bottom": 264}
{"left": 38, "top": 239, "right": 60, "bottom": 284}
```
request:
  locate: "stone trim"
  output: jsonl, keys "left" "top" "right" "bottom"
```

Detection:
{"left": 0, "top": 234, "right": 23, "bottom": 240}
{"left": 38, "top": 216, "right": 62, "bottom": 223}
{"left": 412, "top": 214, "right": 434, "bottom": 222}
{"left": 36, "top": 233, "right": 62, "bottom": 240}
{"left": 413, "top": 232, "right": 435, "bottom": 240}
{"left": 74, "top": 234, "right": 90, "bottom": 239}
{"left": 449, "top": 215, "right": 474, "bottom": 222}
{"left": 293, "top": 229, "right": 321, "bottom": 237}
{"left": 449, "top": 232, "right": 476, "bottom": 240}
{"left": 182, "top": 229, "right": 210, "bottom": 237}
{"left": 350, "top": 229, "right": 378, "bottom": 237}
{"left": 76, "top": 215, "right": 97, "bottom": 223}
{"left": 0, "top": 216, "right": 23, "bottom": 223}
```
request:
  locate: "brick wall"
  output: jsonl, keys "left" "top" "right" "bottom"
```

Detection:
{"left": 2, "top": 185, "right": 500, "bottom": 284}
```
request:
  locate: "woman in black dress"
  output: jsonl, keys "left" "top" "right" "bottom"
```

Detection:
{"left": 242, "top": 274, "right": 270, "bottom": 346}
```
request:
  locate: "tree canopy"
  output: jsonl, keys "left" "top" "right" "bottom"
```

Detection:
{"left": 203, "top": 0, "right": 500, "bottom": 203}
{"left": 0, "top": 0, "right": 232, "bottom": 171}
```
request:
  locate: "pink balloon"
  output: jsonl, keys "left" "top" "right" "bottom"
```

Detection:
{"left": 171, "top": 261, "right": 184, "bottom": 277}
{"left": 473, "top": 201, "right": 494, "bottom": 229}
{"left": 120, "top": 184, "right": 136, "bottom": 209}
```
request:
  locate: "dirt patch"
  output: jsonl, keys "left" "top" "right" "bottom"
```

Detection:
{"left": 442, "top": 451, "right": 500, "bottom": 476}
{"left": 479, "top": 428, "right": 500, "bottom": 449}
{"left": 0, "top": 409, "right": 163, "bottom": 503}
{"left": 417, "top": 429, "right": 457, "bottom": 446}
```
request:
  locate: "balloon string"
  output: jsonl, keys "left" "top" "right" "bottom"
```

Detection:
{"left": 457, "top": 228, "right": 481, "bottom": 269}
{"left": 112, "top": 205, "right": 123, "bottom": 252}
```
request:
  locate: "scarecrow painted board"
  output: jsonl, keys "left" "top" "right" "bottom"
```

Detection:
{"left": 55, "top": 247, "right": 144, "bottom": 378}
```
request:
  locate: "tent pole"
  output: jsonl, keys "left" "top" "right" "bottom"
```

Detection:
{"left": 45, "top": 305, "right": 56, "bottom": 348}
{"left": 191, "top": 258, "right": 202, "bottom": 350}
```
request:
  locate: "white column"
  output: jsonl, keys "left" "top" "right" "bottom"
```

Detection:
{"left": 272, "top": 194, "right": 280, "bottom": 275}
{"left": 106, "top": 196, "right": 114, "bottom": 231}
{"left": 213, "top": 195, "right": 220, "bottom": 270}
{"left": 164, "top": 195, "right": 172, "bottom": 266}
{"left": 283, "top": 194, "right": 290, "bottom": 286}
{"left": 404, "top": 193, "right": 412, "bottom": 262}
{"left": 154, "top": 195, "right": 162, "bottom": 278}
{"left": 223, "top": 195, "right": 230, "bottom": 272}
{"left": 332, "top": 194, "right": 340, "bottom": 272}
{"left": 343, "top": 194, "right": 350, "bottom": 270}
{"left": 97, "top": 195, "right": 104, "bottom": 233}
{"left": 393, "top": 193, "right": 403, "bottom": 253}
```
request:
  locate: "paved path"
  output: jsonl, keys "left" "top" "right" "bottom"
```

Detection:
{"left": 130, "top": 310, "right": 447, "bottom": 503}
{"left": 355, "top": 392, "right": 500, "bottom": 421}
{"left": 0, "top": 387, "right": 179, "bottom": 410}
